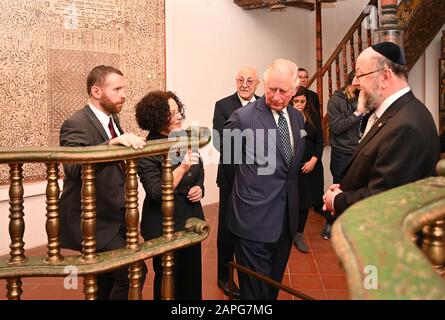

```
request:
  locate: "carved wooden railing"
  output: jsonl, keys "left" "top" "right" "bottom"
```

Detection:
{"left": 331, "top": 160, "right": 445, "bottom": 299}
{"left": 308, "top": 0, "right": 378, "bottom": 116}
{"left": 0, "top": 127, "right": 211, "bottom": 300}
{"left": 309, "top": 0, "right": 445, "bottom": 117}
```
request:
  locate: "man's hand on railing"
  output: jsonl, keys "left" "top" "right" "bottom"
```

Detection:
{"left": 109, "top": 133, "right": 146, "bottom": 149}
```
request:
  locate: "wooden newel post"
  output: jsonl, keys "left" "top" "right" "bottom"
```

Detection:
{"left": 374, "top": 0, "right": 403, "bottom": 46}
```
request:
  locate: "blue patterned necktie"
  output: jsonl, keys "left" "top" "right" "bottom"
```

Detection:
{"left": 277, "top": 111, "right": 293, "bottom": 167}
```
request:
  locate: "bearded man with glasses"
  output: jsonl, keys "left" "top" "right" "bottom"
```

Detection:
{"left": 323, "top": 42, "right": 439, "bottom": 218}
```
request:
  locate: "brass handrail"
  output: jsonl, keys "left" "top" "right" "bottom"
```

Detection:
{"left": 0, "top": 127, "right": 211, "bottom": 163}
{"left": 0, "top": 127, "right": 212, "bottom": 300}
{"left": 0, "top": 218, "right": 209, "bottom": 278}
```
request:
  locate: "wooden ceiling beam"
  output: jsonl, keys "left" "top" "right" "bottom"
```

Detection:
{"left": 234, "top": 0, "right": 314, "bottom": 11}
{"left": 234, "top": 0, "right": 338, "bottom": 11}
{"left": 287, "top": 1, "right": 315, "bottom": 11}
{"left": 234, "top": 0, "right": 270, "bottom": 10}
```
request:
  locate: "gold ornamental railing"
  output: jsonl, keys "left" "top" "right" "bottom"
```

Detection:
{"left": 0, "top": 127, "right": 211, "bottom": 300}
{"left": 331, "top": 160, "right": 445, "bottom": 299}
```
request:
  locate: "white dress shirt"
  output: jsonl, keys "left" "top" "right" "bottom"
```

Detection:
{"left": 88, "top": 103, "right": 121, "bottom": 139}
{"left": 238, "top": 94, "right": 256, "bottom": 107}
{"left": 375, "top": 86, "right": 411, "bottom": 119}
{"left": 271, "top": 107, "right": 295, "bottom": 151}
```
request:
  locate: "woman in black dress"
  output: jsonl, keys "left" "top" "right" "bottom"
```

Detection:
{"left": 135, "top": 90, "right": 205, "bottom": 299}
{"left": 292, "top": 87, "right": 324, "bottom": 253}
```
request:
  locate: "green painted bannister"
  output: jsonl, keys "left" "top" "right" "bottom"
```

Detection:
{"left": 331, "top": 161, "right": 445, "bottom": 299}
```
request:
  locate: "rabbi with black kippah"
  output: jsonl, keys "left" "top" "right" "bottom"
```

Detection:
{"left": 323, "top": 41, "right": 440, "bottom": 216}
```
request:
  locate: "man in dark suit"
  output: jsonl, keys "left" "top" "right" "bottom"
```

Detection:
{"left": 323, "top": 42, "right": 440, "bottom": 215}
{"left": 212, "top": 67, "right": 259, "bottom": 298}
{"left": 224, "top": 59, "right": 305, "bottom": 299}
{"left": 297, "top": 67, "right": 320, "bottom": 116}
{"left": 59, "top": 65, "right": 147, "bottom": 299}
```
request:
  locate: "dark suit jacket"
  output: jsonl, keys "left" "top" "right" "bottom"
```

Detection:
{"left": 59, "top": 105, "right": 126, "bottom": 251}
{"left": 334, "top": 91, "right": 440, "bottom": 214}
{"left": 212, "top": 92, "right": 259, "bottom": 189}
{"left": 137, "top": 131, "right": 205, "bottom": 240}
{"left": 224, "top": 96, "right": 305, "bottom": 243}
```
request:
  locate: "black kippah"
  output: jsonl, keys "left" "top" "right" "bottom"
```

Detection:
{"left": 371, "top": 42, "right": 406, "bottom": 65}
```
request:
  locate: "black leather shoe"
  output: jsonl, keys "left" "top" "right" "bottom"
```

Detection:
{"left": 321, "top": 222, "right": 332, "bottom": 240}
{"left": 218, "top": 280, "right": 240, "bottom": 299}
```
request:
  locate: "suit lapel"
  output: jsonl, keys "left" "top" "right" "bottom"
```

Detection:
{"left": 83, "top": 106, "right": 109, "bottom": 142}
{"left": 347, "top": 91, "right": 414, "bottom": 169}
{"left": 231, "top": 93, "right": 243, "bottom": 110}
{"left": 288, "top": 107, "right": 303, "bottom": 170}
{"left": 113, "top": 114, "right": 125, "bottom": 135}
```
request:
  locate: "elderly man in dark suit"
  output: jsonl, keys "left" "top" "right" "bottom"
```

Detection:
{"left": 59, "top": 65, "right": 147, "bottom": 300}
{"left": 224, "top": 59, "right": 305, "bottom": 300}
{"left": 323, "top": 42, "right": 440, "bottom": 215}
{"left": 212, "top": 66, "right": 259, "bottom": 298}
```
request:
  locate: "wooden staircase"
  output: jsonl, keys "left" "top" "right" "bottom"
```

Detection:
{"left": 307, "top": 0, "right": 445, "bottom": 115}
{"left": 399, "top": 0, "right": 445, "bottom": 71}
{"left": 235, "top": 0, "right": 445, "bottom": 116}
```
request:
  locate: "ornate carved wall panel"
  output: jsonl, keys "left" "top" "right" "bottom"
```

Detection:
{"left": 400, "top": 0, "right": 445, "bottom": 70}
{"left": 440, "top": 31, "right": 445, "bottom": 135}
{"left": 0, "top": 0, "right": 166, "bottom": 184}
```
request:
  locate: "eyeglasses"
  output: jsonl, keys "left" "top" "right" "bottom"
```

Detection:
{"left": 236, "top": 77, "right": 258, "bottom": 87}
{"left": 355, "top": 68, "right": 385, "bottom": 80}
{"left": 170, "top": 110, "right": 183, "bottom": 118}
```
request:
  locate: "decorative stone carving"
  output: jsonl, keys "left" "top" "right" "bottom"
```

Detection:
{"left": 0, "top": 0, "right": 166, "bottom": 184}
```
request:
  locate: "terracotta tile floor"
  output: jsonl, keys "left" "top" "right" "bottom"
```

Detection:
{"left": 0, "top": 203, "right": 349, "bottom": 300}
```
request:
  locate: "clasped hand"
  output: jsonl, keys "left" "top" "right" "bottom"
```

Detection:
{"left": 322, "top": 184, "right": 343, "bottom": 214}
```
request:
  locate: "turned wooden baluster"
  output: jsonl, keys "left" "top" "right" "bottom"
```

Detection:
{"left": 342, "top": 44, "right": 348, "bottom": 86}
{"left": 125, "top": 159, "right": 143, "bottom": 300}
{"left": 367, "top": 28, "right": 372, "bottom": 47}
{"left": 357, "top": 24, "right": 363, "bottom": 53}
{"left": 335, "top": 54, "right": 341, "bottom": 91}
{"left": 422, "top": 220, "right": 445, "bottom": 276}
{"left": 6, "top": 163, "right": 27, "bottom": 300}
{"left": 315, "top": 0, "right": 324, "bottom": 114}
{"left": 328, "top": 66, "right": 333, "bottom": 98}
{"left": 80, "top": 163, "right": 98, "bottom": 300}
{"left": 350, "top": 34, "right": 356, "bottom": 71}
{"left": 44, "top": 163, "right": 63, "bottom": 264}
{"left": 161, "top": 156, "right": 175, "bottom": 300}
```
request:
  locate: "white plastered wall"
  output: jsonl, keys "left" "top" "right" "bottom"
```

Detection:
{"left": 0, "top": 1, "right": 442, "bottom": 255}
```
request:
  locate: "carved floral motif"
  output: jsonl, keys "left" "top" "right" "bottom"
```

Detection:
{"left": 0, "top": 0, "right": 165, "bottom": 184}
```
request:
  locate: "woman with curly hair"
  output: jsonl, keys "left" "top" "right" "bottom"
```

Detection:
{"left": 135, "top": 90, "right": 205, "bottom": 300}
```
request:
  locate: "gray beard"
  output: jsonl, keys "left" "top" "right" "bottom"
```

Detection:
{"left": 363, "top": 91, "right": 378, "bottom": 113}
